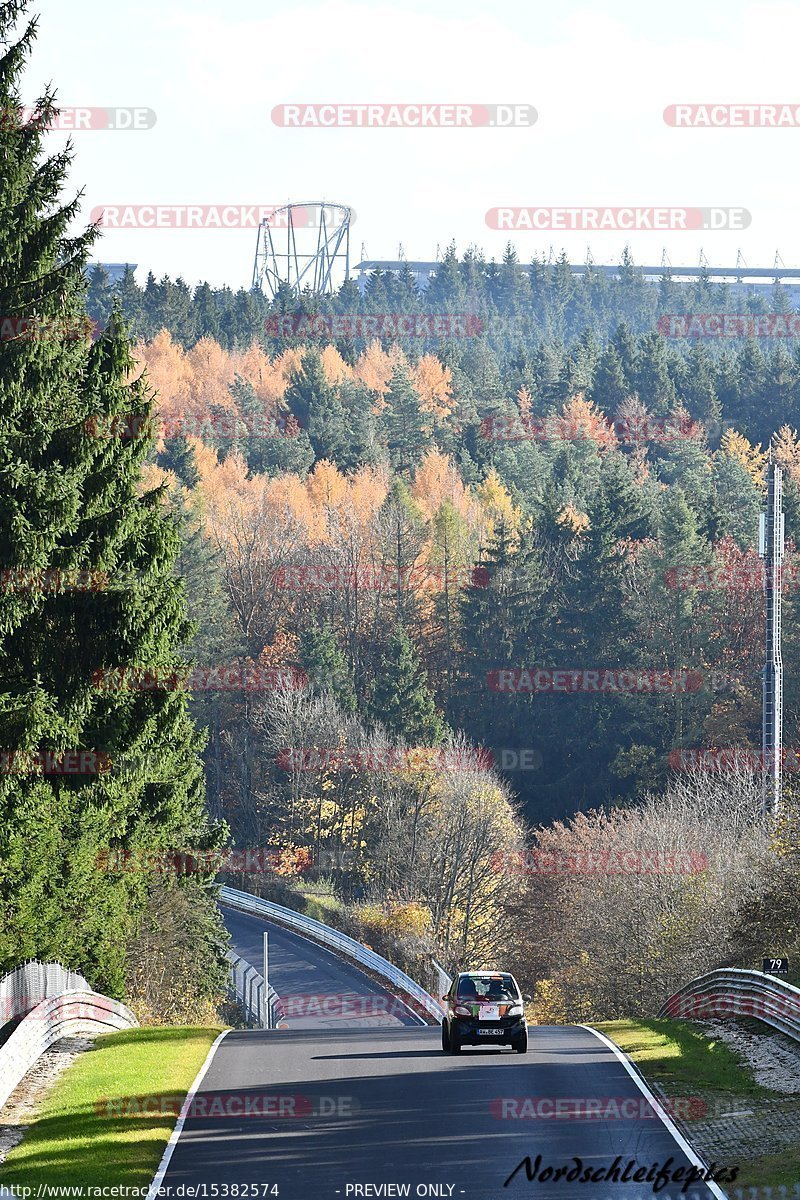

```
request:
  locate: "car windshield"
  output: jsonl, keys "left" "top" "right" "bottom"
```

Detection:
{"left": 456, "top": 974, "right": 518, "bottom": 1002}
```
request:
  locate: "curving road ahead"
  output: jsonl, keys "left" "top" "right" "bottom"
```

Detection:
{"left": 222, "top": 904, "right": 423, "bottom": 1029}
{"left": 154, "top": 904, "right": 733, "bottom": 1199}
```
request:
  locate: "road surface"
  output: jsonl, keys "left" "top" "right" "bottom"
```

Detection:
{"left": 221, "top": 903, "right": 423, "bottom": 1029}
{"left": 155, "top": 1023, "right": 729, "bottom": 1200}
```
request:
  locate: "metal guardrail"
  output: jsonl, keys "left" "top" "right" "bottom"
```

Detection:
{"left": 659, "top": 968, "right": 800, "bottom": 1043}
{"left": 220, "top": 886, "right": 445, "bottom": 1023}
{"left": 431, "top": 958, "right": 452, "bottom": 996}
{"left": 227, "top": 949, "right": 283, "bottom": 1029}
{"left": 0, "top": 960, "right": 91, "bottom": 1025}
{"left": 0, "top": 990, "right": 138, "bottom": 1110}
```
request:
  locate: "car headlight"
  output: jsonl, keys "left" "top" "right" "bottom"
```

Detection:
{"left": 507, "top": 1004, "right": 524, "bottom": 1016}
{"left": 454, "top": 1005, "right": 473, "bottom": 1016}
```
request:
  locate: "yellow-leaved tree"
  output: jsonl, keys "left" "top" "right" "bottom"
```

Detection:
{"left": 772, "top": 425, "right": 800, "bottom": 487}
{"left": 556, "top": 394, "right": 616, "bottom": 449}
{"left": 411, "top": 355, "right": 453, "bottom": 422}
{"left": 354, "top": 340, "right": 407, "bottom": 412}
{"left": 719, "top": 429, "right": 767, "bottom": 486}
{"left": 474, "top": 468, "right": 523, "bottom": 547}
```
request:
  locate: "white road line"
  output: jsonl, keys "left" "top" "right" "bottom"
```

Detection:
{"left": 146, "top": 1029, "right": 230, "bottom": 1200}
{"left": 580, "top": 1025, "right": 731, "bottom": 1200}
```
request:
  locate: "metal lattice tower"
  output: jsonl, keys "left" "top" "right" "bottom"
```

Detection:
{"left": 251, "top": 202, "right": 351, "bottom": 300}
{"left": 760, "top": 460, "right": 784, "bottom": 817}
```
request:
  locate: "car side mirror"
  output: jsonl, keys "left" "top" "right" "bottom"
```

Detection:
{"left": 522, "top": 994, "right": 532, "bottom": 1002}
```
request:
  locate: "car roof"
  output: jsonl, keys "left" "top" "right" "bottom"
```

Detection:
{"left": 458, "top": 971, "right": 514, "bottom": 978}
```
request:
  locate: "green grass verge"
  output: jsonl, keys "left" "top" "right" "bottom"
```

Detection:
{"left": 300, "top": 890, "right": 345, "bottom": 924}
{"left": 0, "top": 1026, "right": 221, "bottom": 1190}
{"left": 595, "top": 1019, "right": 800, "bottom": 1189}
{"left": 595, "top": 1017, "right": 770, "bottom": 1096}
{"left": 733, "top": 1148, "right": 800, "bottom": 1188}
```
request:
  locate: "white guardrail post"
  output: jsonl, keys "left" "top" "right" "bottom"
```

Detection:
{"left": 0, "top": 990, "right": 138, "bottom": 1110}
{"left": 220, "top": 886, "right": 445, "bottom": 1022}
{"left": 659, "top": 968, "right": 800, "bottom": 1043}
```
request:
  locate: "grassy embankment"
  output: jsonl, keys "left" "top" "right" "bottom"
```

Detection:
{"left": 597, "top": 1018, "right": 800, "bottom": 1189}
{"left": 0, "top": 1026, "right": 221, "bottom": 1191}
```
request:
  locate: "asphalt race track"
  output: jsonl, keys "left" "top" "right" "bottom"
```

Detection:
{"left": 221, "top": 904, "right": 423, "bottom": 1029}
{"left": 155, "top": 1024, "right": 729, "bottom": 1200}
{"left": 152, "top": 907, "right": 734, "bottom": 1200}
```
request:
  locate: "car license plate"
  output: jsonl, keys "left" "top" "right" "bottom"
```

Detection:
{"left": 478, "top": 1027, "right": 504, "bottom": 1035}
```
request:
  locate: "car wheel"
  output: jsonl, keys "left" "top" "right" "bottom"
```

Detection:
{"left": 449, "top": 1030, "right": 461, "bottom": 1054}
{"left": 441, "top": 1021, "right": 450, "bottom": 1051}
{"left": 514, "top": 1030, "right": 528, "bottom": 1054}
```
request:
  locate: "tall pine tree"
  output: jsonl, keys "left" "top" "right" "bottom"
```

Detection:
{"left": 0, "top": 0, "right": 225, "bottom": 991}
{"left": 367, "top": 627, "right": 445, "bottom": 745}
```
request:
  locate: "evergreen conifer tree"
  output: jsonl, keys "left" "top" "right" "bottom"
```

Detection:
{"left": 0, "top": 0, "right": 225, "bottom": 990}
{"left": 367, "top": 627, "right": 444, "bottom": 745}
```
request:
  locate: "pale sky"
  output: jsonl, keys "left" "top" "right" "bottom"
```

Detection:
{"left": 15, "top": 0, "right": 800, "bottom": 289}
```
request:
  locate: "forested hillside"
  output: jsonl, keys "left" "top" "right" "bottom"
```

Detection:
{"left": 77, "top": 260, "right": 800, "bottom": 1007}
{"left": 86, "top": 261, "right": 800, "bottom": 832}
{"left": 2, "top": 0, "right": 798, "bottom": 1025}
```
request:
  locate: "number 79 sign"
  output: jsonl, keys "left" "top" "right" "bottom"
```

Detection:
{"left": 763, "top": 957, "right": 790, "bottom": 974}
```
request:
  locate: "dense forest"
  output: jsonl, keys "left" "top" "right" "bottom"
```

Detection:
{"left": 82, "top": 258, "right": 800, "bottom": 830}
{"left": 2, "top": 0, "right": 798, "bottom": 1016}
{"left": 76, "top": 256, "right": 800, "bottom": 1013}
{"left": 61, "top": 255, "right": 800, "bottom": 1012}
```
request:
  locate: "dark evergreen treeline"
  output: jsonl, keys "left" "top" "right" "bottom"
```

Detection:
{"left": 87, "top": 247, "right": 800, "bottom": 447}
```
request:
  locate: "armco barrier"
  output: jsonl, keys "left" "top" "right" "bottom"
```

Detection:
{"left": 0, "top": 990, "right": 138, "bottom": 1109}
{"left": 659, "top": 968, "right": 800, "bottom": 1042}
{"left": 0, "top": 959, "right": 91, "bottom": 1024}
{"left": 227, "top": 949, "right": 283, "bottom": 1029}
{"left": 219, "top": 886, "right": 444, "bottom": 1023}
{"left": 431, "top": 957, "right": 453, "bottom": 996}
